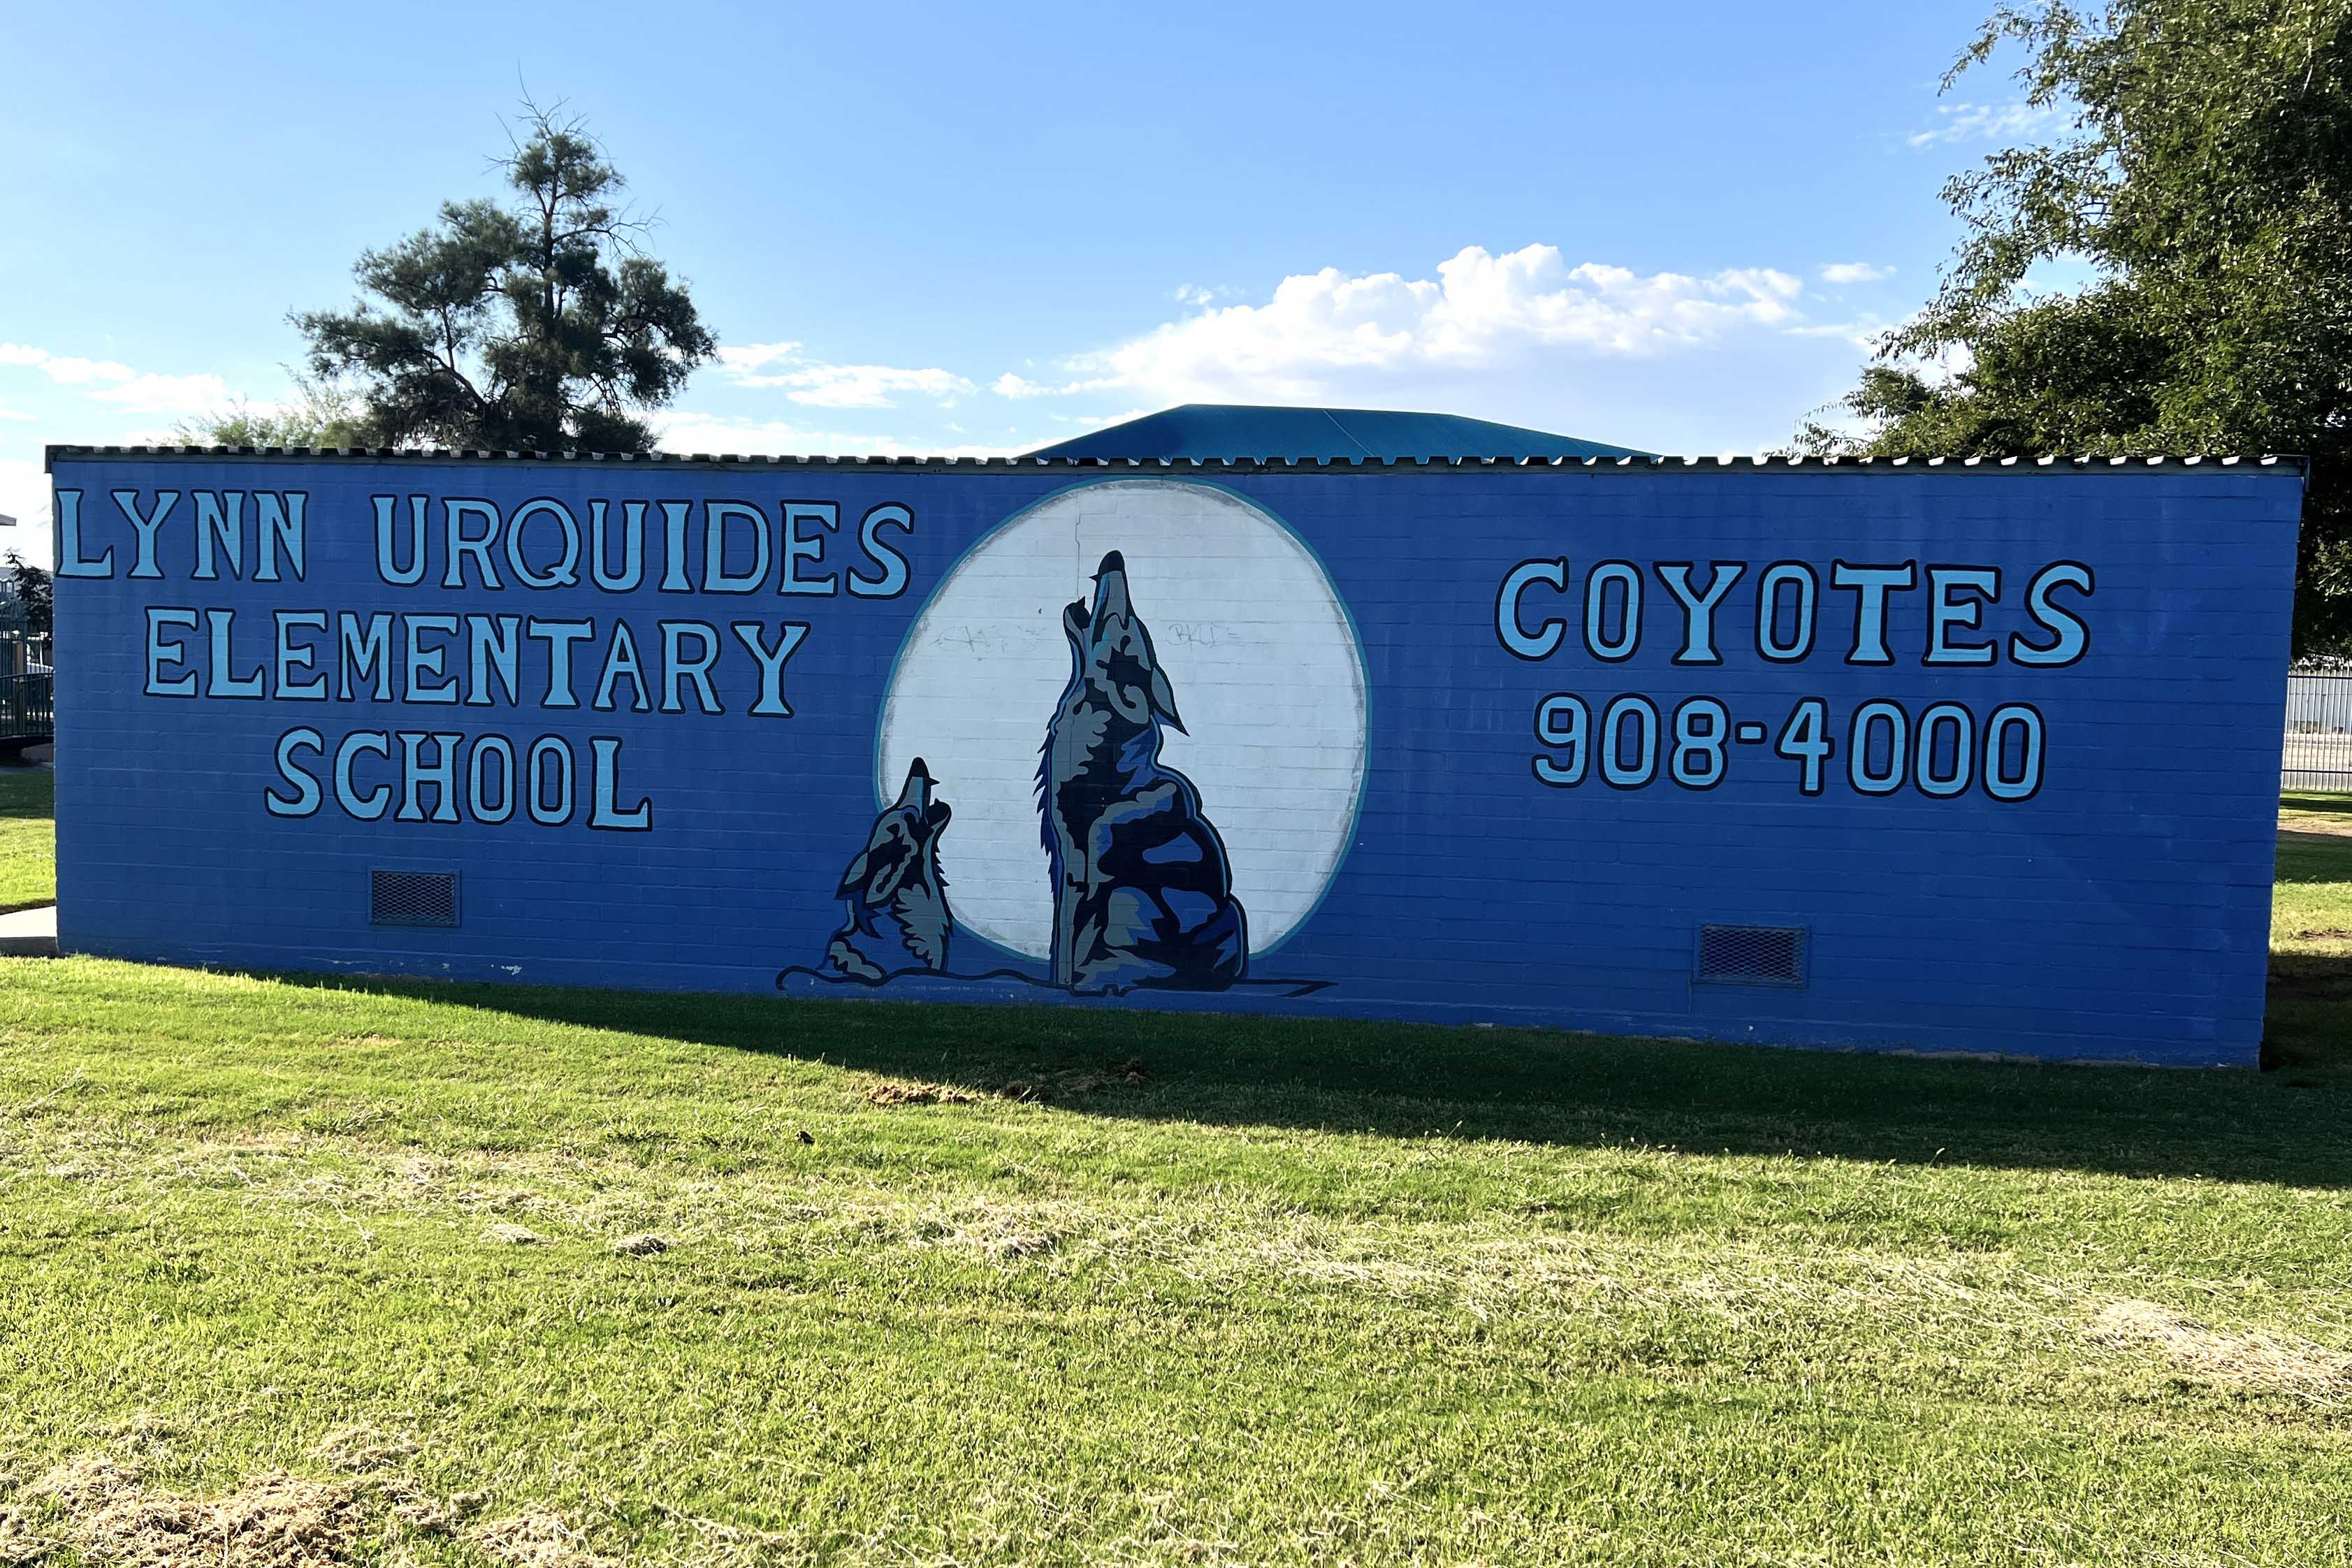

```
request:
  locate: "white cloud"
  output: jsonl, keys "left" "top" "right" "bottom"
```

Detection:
{"left": 1908, "top": 100, "right": 2066, "bottom": 148}
{"left": 86, "top": 371, "right": 233, "bottom": 417}
{"left": 713, "top": 341, "right": 974, "bottom": 408}
{"left": 0, "top": 343, "right": 138, "bottom": 387}
{"left": 1, "top": 340, "right": 237, "bottom": 422}
{"left": 1031, "top": 245, "right": 1811, "bottom": 408}
{"left": 779, "top": 365, "right": 975, "bottom": 409}
{"left": 1174, "top": 284, "right": 1240, "bottom": 307}
{"left": 1784, "top": 317, "right": 1896, "bottom": 354}
{"left": 992, "top": 371, "right": 1121, "bottom": 401}
{"left": 686, "top": 245, "right": 1897, "bottom": 458}
{"left": 713, "top": 341, "right": 803, "bottom": 372}
{"left": 1820, "top": 261, "right": 1894, "bottom": 285}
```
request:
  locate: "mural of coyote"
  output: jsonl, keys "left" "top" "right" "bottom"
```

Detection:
{"left": 1038, "top": 551, "right": 1249, "bottom": 994}
{"left": 824, "top": 758, "right": 955, "bottom": 982}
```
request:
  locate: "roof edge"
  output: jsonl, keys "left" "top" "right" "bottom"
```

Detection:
{"left": 43, "top": 444, "right": 2310, "bottom": 477}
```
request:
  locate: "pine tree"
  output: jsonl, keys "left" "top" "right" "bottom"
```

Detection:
{"left": 296, "top": 101, "right": 716, "bottom": 453}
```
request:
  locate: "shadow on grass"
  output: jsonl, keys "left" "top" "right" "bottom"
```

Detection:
{"left": 2265, "top": 949, "right": 2352, "bottom": 1086}
{"left": 2281, "top": 789, "right": 2352, "bottom": 820}
{"left": 263, "top": 964, "right": 2352, "bottom": 1189}
{"left": 2268, "top": 829, "right": 2352, "bottom": 1087}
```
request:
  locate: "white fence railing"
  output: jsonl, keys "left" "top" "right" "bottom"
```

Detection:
{"left": 2285, "top": 672, "right": 2352, "bottom": 790}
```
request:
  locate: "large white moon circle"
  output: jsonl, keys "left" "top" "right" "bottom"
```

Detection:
{"left": 877, "top": 479, "right": 1368, "bottom": 962}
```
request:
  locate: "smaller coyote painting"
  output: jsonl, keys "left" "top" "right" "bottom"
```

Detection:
{"left": 823, "top": 758, "right": 956, "bottom": 982}
{"left": 1038, "top": 551, "right": 1249, "bottom": 994}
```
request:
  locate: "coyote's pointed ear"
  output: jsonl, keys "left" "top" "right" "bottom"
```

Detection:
{"left": 1150, "top": 664, "right": 1185, "bottom": 733}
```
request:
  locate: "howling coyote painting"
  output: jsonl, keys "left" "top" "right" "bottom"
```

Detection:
{"left": 823, "top": 757, "right": 955, "bottom": 983}
{"left": 1037, "top": 551, "right": 1249, "bottom": 994}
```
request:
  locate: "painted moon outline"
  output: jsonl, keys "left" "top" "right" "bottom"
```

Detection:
{"left": 873, "top": 478, "right": 1370, "bottom": 964}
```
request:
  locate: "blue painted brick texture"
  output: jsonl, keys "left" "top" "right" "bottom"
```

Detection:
{"left": 45, "top": 455, "right": 2303, "bottom": 1066}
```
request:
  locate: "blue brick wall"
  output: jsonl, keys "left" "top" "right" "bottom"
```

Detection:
{"left": 46, "top": 456, "right": 2302, "bottom": 1066}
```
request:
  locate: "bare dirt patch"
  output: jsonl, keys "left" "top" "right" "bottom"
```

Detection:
{"left": 862, "top": 1080, "right": 982, "bottom": 1107}
{"left": 864, "top": 1060, "right": 1147, "bottom": 1108}
{"left": 609, "top": 1232, "right": 670, "bottom": 1257}
{"left": 2265, "top": 954, "right": 2352, "bottom": 1001}
{"left": 992, "top": 1065, "right": 1145, "bottom": 1102}
{"left": 2090, "top": 1299, "right": 2352, "bottom": 1400}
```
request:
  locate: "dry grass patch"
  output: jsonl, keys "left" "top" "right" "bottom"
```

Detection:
{"left": 861, "top": 1060, "right": 1146, "bottom": 1107}
{"left": 15, "top": 1456, "right": 384, "bottom": 1568}
{"left": 0, "top": 1432, "right": 591, "bottom": 1568}
{"left": 471, "top": 1507, "right": 625, "bottom": 1568}
{"left": 0, "top": 1110, "right": 2128, "bottom": 1365}
{"left": 2089, "top": 1299, "right": 2352, "bottom": 1401}
{"left": 13, "top": 1112, "right": 2304, "bottom": 1399}
{"left": 899, "top": 1194, "right": 1075, "bottom": 1262}
{"left": 0, "top": 1499, "right": 54, "bottom": 1567}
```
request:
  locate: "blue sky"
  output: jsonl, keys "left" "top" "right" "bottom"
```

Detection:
{"left": 0, "top": 0, "right": 2050, "bottom": 563}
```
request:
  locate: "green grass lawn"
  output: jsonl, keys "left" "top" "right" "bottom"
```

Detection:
{"left": 0, "top": 801, "right": 2349, "bottom": 1565}
{"left": 0, "top": 767, "right": 55, "bottom": 913}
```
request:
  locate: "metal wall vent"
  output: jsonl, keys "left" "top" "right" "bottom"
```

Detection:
{"left": 1694, "top": 924, "right": 1807, "bottom": 987}
{"left": 371, "top": 870, "right": 459, "bottom": 929}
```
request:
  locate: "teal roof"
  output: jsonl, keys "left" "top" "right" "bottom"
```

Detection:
{"left": 1024, "top": 404, "right": 1648, "bottom": 463}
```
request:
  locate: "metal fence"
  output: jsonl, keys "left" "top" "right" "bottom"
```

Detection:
{"left": 0, "top": 672, "right": 52, "bottom": 750}
{"left": 2285, "top": 672, "right": 2352, "bottom": 790}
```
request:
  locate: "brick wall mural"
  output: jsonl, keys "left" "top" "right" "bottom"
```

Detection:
{"left": 45, "top": 451, "right": 2303, "bottom": 1064}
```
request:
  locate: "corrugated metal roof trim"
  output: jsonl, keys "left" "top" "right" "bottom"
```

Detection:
{"left": 43, "top": 444, "right": 2307, "bottom": 474}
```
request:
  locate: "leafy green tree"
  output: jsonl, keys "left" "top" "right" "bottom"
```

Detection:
{"left": 295, "top": 102, "right": 716, "bottom": 453}
{"left": 3, "top": 552, "right": 51, "bottom": 638}
{"left": 1803, "top": 0, "right": 2352, "bottom": 651}
{"left": 173, "top": 375, "right": 371, "bottom": 449}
